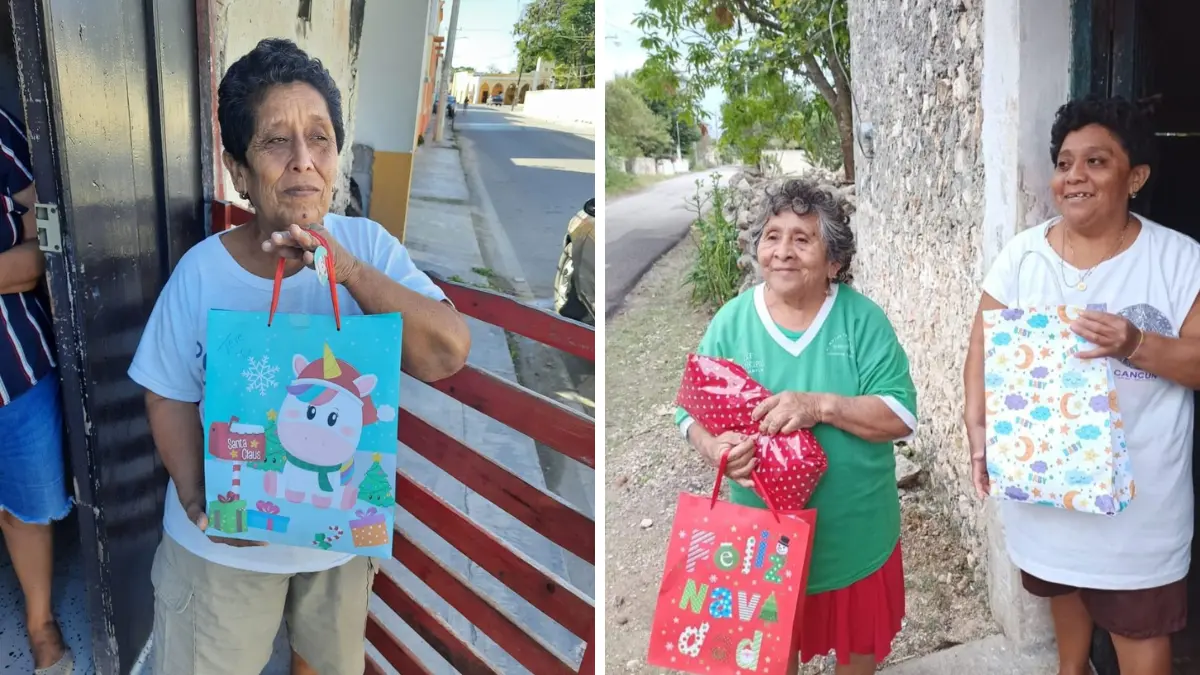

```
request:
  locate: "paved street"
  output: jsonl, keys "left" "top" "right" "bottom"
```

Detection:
{"left": 451, "top": 108, "right": 596, "bottom": 598}
{"left": 604, "top": 167, "right": 738, "bottom": 316}
{"left": 454, "top": 106, "right": 595, "bottom": 303}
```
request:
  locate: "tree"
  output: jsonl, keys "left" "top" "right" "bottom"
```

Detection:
{"left": 606, "top": 77, "right": 672, "bottom": 158}
{"left": 249, "top": 413, "right": 286, "bottom": 473}
{"left": 635, "top": 0, "right": 854, "bottom": 179}
{"left": 513, "top": 0, "right": 596, "bottom": 88}
{"left": 633, "top": 68, "right": 702, "bottom": 158}
{"left": 759, "top": 592, "right": 779, "bottom": 623}
{"left": 359, "top": 453, "right": 395, "bottom": 508}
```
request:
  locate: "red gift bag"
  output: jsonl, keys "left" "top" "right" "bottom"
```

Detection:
{"left": 676, "top": 354, "right": 828, "bottom": 510}
{"left": 647, "top": 454, "right": 816, "bottom": 674}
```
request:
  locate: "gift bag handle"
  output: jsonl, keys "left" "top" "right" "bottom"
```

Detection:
{"left": 1013, "top": 249, "right": 1066, "bottom": 308}
{"left": 711, "top": 448, "right": 782, "bottom": 523}
{"left": 267, "top": 230, "right": 342, "bottom": 331}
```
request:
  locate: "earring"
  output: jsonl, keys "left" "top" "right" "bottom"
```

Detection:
{"left": 1130, "top": 191, "right": 1139, "bottom": 199}
{"left": 239, "top": 191, "right": 249, "bottom": 201}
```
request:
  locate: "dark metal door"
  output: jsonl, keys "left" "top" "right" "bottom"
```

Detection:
{"left": 10, "top": 0, "right": 205, "bottom": 672}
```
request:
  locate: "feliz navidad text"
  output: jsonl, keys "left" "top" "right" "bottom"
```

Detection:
{"left": 672, "top": 529, "right": 794, "bottom": 670}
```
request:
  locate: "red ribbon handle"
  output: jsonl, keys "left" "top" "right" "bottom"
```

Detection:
{"left": 267, "top": 228, "right": 342, "bottom": 330}
{"left": 711, "top": 447, "right": 782, "bottom": 523}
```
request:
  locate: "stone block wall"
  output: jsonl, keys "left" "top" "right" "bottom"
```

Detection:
{"left": 847, "top": 0, "right": 990, "bottom": 577}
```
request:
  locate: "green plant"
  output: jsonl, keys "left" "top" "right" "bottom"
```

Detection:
{"left": 685, "top": 174, "right": 741, "bottom": 309}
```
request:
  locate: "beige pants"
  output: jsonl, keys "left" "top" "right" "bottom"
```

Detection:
{"left": 150, "top": 534, "right": 377, "bottom": 675}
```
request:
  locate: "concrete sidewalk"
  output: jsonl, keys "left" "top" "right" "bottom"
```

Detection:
{"left": 879, "top": 635, "right": 1058, "bottom": 674}
{"left": 373, "top": 135, "right": 590, "bottom": 674}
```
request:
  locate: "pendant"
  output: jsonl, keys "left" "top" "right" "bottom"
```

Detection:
{"left": 1076, "top": 281, "right": 1087, "bottom": 291}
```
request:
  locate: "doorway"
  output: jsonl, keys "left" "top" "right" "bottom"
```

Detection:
{"left": 1074, "top": 0, "right": 1200, "bottom": 673}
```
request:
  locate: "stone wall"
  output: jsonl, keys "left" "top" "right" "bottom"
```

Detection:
{"left": 847, "top": 0, "right": 989, "bottom": 577}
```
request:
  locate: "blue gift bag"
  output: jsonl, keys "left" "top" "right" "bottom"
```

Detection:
{"left": 203, "top": 243, "right": 402, "bottom": 556}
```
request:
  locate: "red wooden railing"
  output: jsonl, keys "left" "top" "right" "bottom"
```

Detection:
{"left": 211, "top": 201, "right": 596, "bottom": 674}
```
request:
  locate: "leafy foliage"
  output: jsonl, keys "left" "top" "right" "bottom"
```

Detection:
{"left": 686, "top": 174, "right": 741, "bottom": 308}
{"left": 635, "top": 0, "right": 854, "bottom": 178}
{"left": 606, "top": 77, "right": 673, "bottom": 158}
{"left": 513, "top": 0, "right": 596, "bottom": 88}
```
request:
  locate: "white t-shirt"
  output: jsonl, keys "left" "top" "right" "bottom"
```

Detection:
{"left": 128, "top": 213, "right": 447, "bottom": 574}
{"left": 983, "top": 214, "right": 1200, "bottom": 590}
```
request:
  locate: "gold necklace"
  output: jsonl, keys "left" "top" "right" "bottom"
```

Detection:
{"left": 1060, "top": 216, "right": 1131, "bottom": 291}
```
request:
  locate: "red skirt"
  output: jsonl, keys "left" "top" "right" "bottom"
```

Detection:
{"left": 796, "top": 541, "right": 906, "bottom": 666}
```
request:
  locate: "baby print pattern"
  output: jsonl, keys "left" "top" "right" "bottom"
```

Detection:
{"left": 982, "top": 305, "right": 1133, "bottom": 516}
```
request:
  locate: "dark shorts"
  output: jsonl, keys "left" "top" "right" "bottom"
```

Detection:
{"left": 1021, "top": 570, "right": 1187, "bottom": 639}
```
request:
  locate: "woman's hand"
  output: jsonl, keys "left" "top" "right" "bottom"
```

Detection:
{"left": 751, "top": 392, "right": 826, "bottom": 435}
{"left": 700, "top": 431, "right": 757, "bottom": 489}
{"left": 262, "top": 223, "right": 363, "bottom": 283}
{"left": 971, "top": 446, "right": 990, "bottom": 500}
{"left": 1071, "top": 310, "right": 1143, "bottom": 360}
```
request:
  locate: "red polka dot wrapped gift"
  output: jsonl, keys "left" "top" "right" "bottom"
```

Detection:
{"left": 675, "top": 353, "right": 829, "bottom": 510}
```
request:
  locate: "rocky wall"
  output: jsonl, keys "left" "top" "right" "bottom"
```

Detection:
{"left": 846, "top": 0, "right": 989, "bottom": 578}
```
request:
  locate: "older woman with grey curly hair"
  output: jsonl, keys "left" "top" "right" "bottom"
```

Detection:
{"left": 675, "top": 178, "right": 919, "bottom": 674}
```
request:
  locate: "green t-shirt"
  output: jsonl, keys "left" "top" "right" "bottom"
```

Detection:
{"left": 676, "top": 283, "right": 918, "bottom": 593}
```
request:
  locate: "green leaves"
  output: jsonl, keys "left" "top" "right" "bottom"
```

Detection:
{"left": 637, "top": 0, "right": 854, "bottom": 178}
{"left": 512, "top": 0, "right": 596, "bottom": 87}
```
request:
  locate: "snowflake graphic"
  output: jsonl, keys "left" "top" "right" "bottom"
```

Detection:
{"left": 709, "top": 574, "right": 718, "bottom": 583}
{"left": 679, "top": 531, "right": 687, "bottom": 539}
{"left": 241, "top": 356, "right": 280, "bottom": 397}
{"left": 666, "top": 643, "right": 674, "bottom": 652}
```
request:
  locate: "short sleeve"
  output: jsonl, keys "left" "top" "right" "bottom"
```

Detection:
{"left": 128, "top": 263, "right": 204, "bottom": 402}
{"left": 855, "top": 305, "right": 918, "bottom": 439}
{"left": 0, "top": 108, "right": 33, "bottom": 195}
{"left": 368, "top": 223, "right": 448, "bottom": 303}
{"left": 981, "top": 236, "right": 1027, "bottom": 307}
{"left": 1166, "top": 232, "right": 1200, "bottom": 330}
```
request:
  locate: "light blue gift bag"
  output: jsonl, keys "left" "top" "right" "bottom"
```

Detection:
{"left": 203, "top": 241, "right": 402, "bottom": 556}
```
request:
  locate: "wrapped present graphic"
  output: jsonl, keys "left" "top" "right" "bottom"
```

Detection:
{"left": 676, "top": 354, "right": 828, "bottom": 509}
{"left": 207, "top": 416, "right": 267, "bottom": 462}
{"left": 246, "top": 500, "right": 291, "bottom": 533}
{"left": 983, "top": 304, "right": 1132, "bottom": 515}
{"left": 208, "top": 491, "right": 248, "bottom": 534}
{"left": 349, "top": 507, "right": 389, "bottom": 548}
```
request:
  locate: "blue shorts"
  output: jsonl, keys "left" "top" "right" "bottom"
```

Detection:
{"left": 0, "top": 374, "right": 73, "bottom": 523}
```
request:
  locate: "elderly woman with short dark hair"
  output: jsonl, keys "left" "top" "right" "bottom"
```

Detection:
{"left": 675, "top": 178, "right": 918, "bottom": 674}
{"left": 127, "top": 39, "right": 470, "bottom": 675}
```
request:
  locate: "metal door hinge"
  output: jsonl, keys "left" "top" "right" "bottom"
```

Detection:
{"left": 34, "top": 202, "right": 62, "bottom": 253}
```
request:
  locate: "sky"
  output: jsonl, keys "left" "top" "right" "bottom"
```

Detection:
{"left": 442, "top": 0, "right": 525, "bottom": 73}
{"left": 603, "top": 0, "right": 724, "bottom": 133}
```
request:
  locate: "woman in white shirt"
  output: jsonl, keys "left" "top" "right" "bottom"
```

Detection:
{"left": 964, "top": 96, "right": 1200, "bottom": 675}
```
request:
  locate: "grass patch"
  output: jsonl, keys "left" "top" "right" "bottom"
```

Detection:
{"left": 685, "top": 174, "right": 741, "bottom": 308}
{"left": 605, "top": 171, "right": 672, "bottom": 198}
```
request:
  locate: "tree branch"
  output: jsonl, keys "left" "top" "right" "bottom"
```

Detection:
{"left": 800, "top": 51, "right": 838, "bottom": 109}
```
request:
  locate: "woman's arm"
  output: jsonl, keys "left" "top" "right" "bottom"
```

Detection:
{"left": 816, "top": 394, "right": 911, "bottom": 443}
{"left": 965, "top": 293, "right": 1004, "bottom": 497}
{"left": 341, "top": 263, "right": 471, "bottom": 382}
{"left": 0, "top": 184, "right": 45, "bottom": 294}
{"left": 145, "top": 391, "right": 263, "bottom": 546}
{"left": 1072, "top": 294, "right": 1200, "bottom": 389}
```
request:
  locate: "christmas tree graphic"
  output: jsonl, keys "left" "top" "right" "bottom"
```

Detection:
{"left": 759, "top": 592, "right": 778, "bottom": 623}
{"left": 249, "top": 410, "right": 287, "bottom": 472}
{"left": 359, "top": 453, "right": 395, "bottom": 508}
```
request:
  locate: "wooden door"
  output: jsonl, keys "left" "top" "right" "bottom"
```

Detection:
{"left": 10, "top": 0, "right": 205, "bottom": 671}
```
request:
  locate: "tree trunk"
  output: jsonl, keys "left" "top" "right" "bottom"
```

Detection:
{"left": 835, "top": 94, "right": 855, "bottom": 182}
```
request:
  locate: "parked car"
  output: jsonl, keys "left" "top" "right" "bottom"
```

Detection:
{"left": 554, "top": 198, "right": 595, "bottom": 324}
{"left": 491, "top": 94, "right": 503, "bottom": 105}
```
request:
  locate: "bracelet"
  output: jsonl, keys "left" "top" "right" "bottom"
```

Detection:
{"left": 1126, "top": 328, "right": 1146, "bottom": 361}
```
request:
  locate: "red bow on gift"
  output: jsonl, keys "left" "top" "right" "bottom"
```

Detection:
{"left": 256, "top": 500, "right": 280, "bottom": 514}
{"left": 217, "top": 491, "right": 238, "bottom": 504}
{"left": 676, "top": 354, "right": 829, "bottom": 510}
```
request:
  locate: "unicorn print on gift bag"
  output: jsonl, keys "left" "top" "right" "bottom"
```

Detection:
{"left": 203, "top": 229, "right": 403, "bottom": 556}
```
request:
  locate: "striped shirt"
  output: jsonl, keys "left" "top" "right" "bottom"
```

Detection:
{"left": 0, "top": 105, "right": 54, "bottom": 406}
